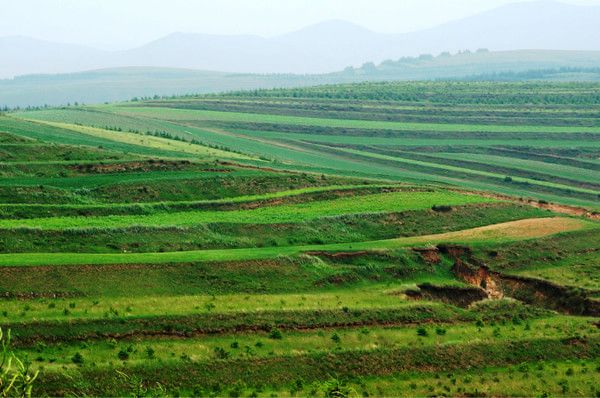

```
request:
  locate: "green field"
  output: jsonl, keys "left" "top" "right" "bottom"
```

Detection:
{"left": 1, "top": 81, "right": 599, "bottom": 397}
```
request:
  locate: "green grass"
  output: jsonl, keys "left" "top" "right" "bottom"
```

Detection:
{"left": 15, "top": 100, "right": 600, "bottom": 207}
{"left": 109, "top": 106, "right": 600, "bottom": 134}
{"left": 33, "top": 120, "right": 254, "bottom": 160}
{"left": 256, "top": 360, "right": 600, "bottom": 398}
{"left": 0, "top": 217, "right": 590, "bottom": 267}
{"left": 0, "top": 190, "right": 491, "bottom": 229}
{"left": 0, "top": 283, "right": 419, "bottom": 323}
{"left": 337, "top": 147, "right": 600, "bottom": 195}
{"left": 0, "top": 203, "right": 549, "bottom": 253}
{"left": 3, "top": 81, "right": 600, "bottom": 396}
{"left": 15, "top": 316, "right": 594, "bottom": 370}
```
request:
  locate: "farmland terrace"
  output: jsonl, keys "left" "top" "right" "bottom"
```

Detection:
{"left": 0, "top": 81, "right": 599, "bottom": 396}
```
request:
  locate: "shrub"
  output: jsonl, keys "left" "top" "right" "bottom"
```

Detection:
{"left": 268, "top": 328, "right": 283, "bottom": 340}
{"left": 432, "top": 205, "right": 452, "bottom": 213}
{"left": 566, "top": 368, "right": 574, "bottom": 376}
{"left": 117, "top": 350, "right": 130, "bottom": 361}
{"left": 71, "top": 352, "right": 84, "bottom": 365}
{"left": 417, "top": 327, "right": 428, "bottom": 337}
{"left": 145, "top": 346, "right": 155, "bottom": 359}
{"left": 213, "top": 347, "right": 229, "bottom": 360}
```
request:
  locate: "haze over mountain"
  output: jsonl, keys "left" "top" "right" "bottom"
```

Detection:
{"left": 1, "top": 0, "right": 599, "bottom": 79}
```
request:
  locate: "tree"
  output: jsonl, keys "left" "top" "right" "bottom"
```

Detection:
{"left": 360, "top": 62, "right": 377, "bottom": 73}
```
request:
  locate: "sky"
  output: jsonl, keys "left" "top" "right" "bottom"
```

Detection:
{"left": 2, "top": 0, "right": 600, "bottom": 50}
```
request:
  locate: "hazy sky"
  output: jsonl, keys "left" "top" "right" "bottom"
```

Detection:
{"left": 2, "top": 0, "right": 600, "bottom": 49}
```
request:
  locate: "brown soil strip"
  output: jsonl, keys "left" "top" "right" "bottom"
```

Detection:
{"left": 453, "top": 188, "right": 600, "bottom": 220}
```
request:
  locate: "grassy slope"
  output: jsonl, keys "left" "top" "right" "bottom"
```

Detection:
{"left": 0, "top": 217, "right": 591, "bottom": 267}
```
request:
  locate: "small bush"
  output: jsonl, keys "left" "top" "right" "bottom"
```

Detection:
{"left": 145, "top": 346, "right": 155, "bottom": 359}
{"left": 566, "top": 368, "right": 574, "bottom": 376}
{"left": 417, "top": 327, "right": 428, "bottom": 337}
{"left": 213, "top": 347, "right": 229, "bottom": 360}
{"left": 71, "top": 352, "right": 84, "bottom": 365}
{"left": 117, "top": 350, "right": 130, "bottom": 361}
{"left": 268, "top": 328, "right": 283, "bottom": 340}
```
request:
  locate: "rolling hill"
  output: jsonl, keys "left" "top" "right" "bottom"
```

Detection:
{"left": 2, "top": 50, "right": 600, "bottom": 108}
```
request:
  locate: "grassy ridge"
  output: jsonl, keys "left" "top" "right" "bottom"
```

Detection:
{"left": 0, "top": 190, "right": 490, "bottom": 229}
{"left": 33, "top": 336, "right": 600, "bottom": 396}
{"left": 0, "top": 217, "right": 590, "bottom": 267}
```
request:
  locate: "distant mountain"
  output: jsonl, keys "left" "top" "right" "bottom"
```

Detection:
{"left": 398, "top": 0, "right": 600, "bottom": 55}
{"left": 3, "top": 50, "right": 600, "bottom": 108}
{"left": 1, "top": 1, "right": 599, "bottom": 78}
{"left": 0, "top": 36, "right": 109, "bottom": 78}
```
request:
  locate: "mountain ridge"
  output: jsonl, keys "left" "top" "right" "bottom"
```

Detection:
{"left": 1, "top": 1, "right": 599, "bottom": 78}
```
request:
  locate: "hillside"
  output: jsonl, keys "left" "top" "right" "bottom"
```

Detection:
{"left": 3, "top": 50, "right": 600, "bottom": 107}
{"left": 1, "top": 81, "right": 599, "bottom": 396}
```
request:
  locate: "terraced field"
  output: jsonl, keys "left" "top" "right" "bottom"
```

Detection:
{"left": 1, "top": 81, "right": 599, "bottom": 397}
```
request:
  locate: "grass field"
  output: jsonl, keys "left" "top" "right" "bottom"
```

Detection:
{"left": 1, "top": 81, "right": 599, "bottom": 396}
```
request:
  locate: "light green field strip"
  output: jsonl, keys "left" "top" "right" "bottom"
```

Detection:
{"left": 0, "top": 184, "right": 392, "bottom": 209}
{"left": 0, "top": 217, "right": 590, "bottom": 267}
{"left": 228, "top": 128, "right": 600, "bottom": 148}
{"left": 0, "top": 190, "right": 489, "bottom": 229}
{"left": 337, "top": 147, "right": 600, "bottom": 196}
{"left": 24, "top": 119, "right": 254, "bottom": 161}
{"left": 171, "top": 97, "right": 600, "bottom": 116}
{"left": 0, "top": 159, "right": 141, "bottom": 166}
{"left": 430, "top": 152, "right": 600, "bottom": 184}
{"left": 110, "top": 106, "right": 600, "bottom": 134}
{"left": 15, "top": 317, "right": 594, "bottom": 369}
{"left": 0, "top": 284, "right": 422, "bottom": 322}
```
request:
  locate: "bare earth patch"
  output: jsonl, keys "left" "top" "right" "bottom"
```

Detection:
{"left": 397, "top": 217, "right": 588, "bottom": 246}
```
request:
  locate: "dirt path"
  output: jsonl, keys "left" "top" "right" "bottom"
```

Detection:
{"left": 454, "top": 189, "right": 600, "bottom": 221}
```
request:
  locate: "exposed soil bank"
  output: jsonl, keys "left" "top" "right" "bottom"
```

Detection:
{"left": 439, "top": 244, "right": 600, "bottom": 316}
{"left": 406, "top": 283, "right": 487, "bottom": 307}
